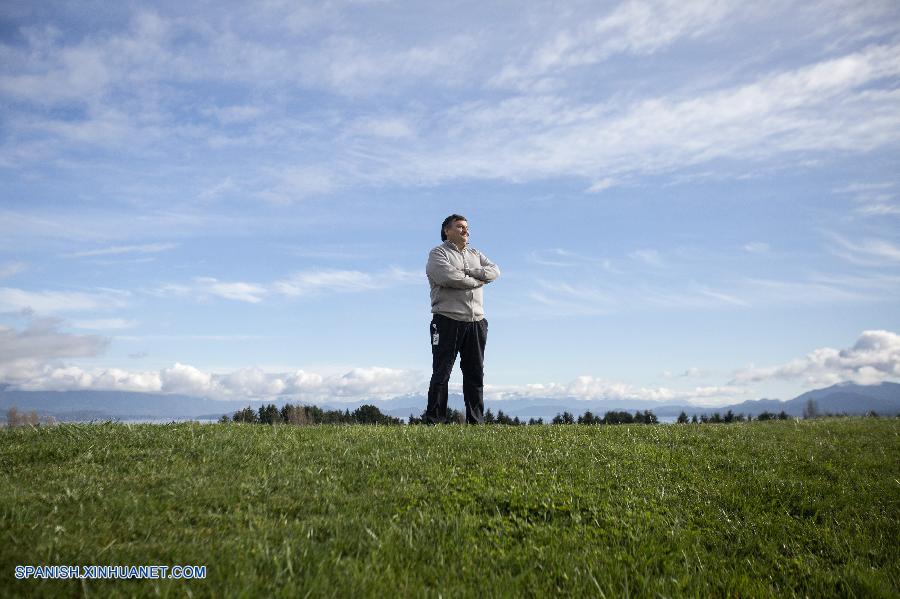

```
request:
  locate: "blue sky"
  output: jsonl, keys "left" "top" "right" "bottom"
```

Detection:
{"left": 1, "top": 0, "right": 898, "bottom": 407}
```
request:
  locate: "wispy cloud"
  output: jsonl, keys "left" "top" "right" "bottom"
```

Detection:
{"left": 420, "top": 42, "right": 900, "bottom": 187}
{"left": 273, "top": 267, "right": 420, "bottom": 297}
{"left": 65, "top": 242, "right": 178, "bottom": 258}
{"left": 529, "top": 248, "right": 616, "bottom": 270}
{"left": 827, "top": 232, "right": 900, "bottom": 266}
{"left": 661, "top": 367, "right": 711, "bottom": 380}
{"left": 630, "top": 249, "right": 663, "bottom": 267}
{"left": 0, "top": 262, "right": 27, "bottom": 279}
{"left": 148, "top": 267, "right": 420, "bottom": 304}
{"left": 525, "top": 267, "right": 898, "bottom": 317}
{"left": 0, "top": 208, "right": 256, "bottom": 245}
{"left": 833, "top": 181, "right": 900, "bottom": 217}
{"left": 731, "top": 276, "right": 885, "bottom": 305}
{"left": 253, "top": 166, "right": 338, "bottom": 203}
{"left": 194, "top": 277, "right": 268, "bottom": 304}
{"left": 743, "top": 242, "right": 770, "bottom": 254}
{"left": 1, "top": 6, "right": 898, "bottom": 197}
{"left": 72, "top": 318, "right": 139, "bottom": 330}
{"left": 586, "top": 178, "right": 617, "bottom": 193}
{"left": 492, "top": 0, "right": 739, "bottom": 89}
{"left": 0, "top": 287, "right": 129, "bottom": 313}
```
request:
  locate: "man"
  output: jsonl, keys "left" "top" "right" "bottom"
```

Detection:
{"left": 425, "top": 214, "right": 500, "bottom": 424}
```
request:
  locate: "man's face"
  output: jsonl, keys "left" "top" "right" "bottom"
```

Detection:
{"left": 445, "top": 219, "right": 469, "bottom": 248}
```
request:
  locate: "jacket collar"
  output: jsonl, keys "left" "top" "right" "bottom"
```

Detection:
{"left": 443, "top": 240, "right": 469, "bottom": 253}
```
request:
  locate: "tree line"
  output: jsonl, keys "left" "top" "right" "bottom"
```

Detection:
{"left": 223, "top": 403, "right": 402, "bottom": 425}
{"left": 225, "top": 405, "right": 672, "bottom": 427}
{"left": 220, "top": 401, "right": 877, "bottom": 427}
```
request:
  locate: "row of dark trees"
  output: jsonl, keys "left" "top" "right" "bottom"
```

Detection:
{"left": 542, "top": 409, "right": 791, "bottom": 425}
{"left": 223, "top": 402, "right": 881, "bottom": 427}
{"left": 676, "top": 409, "right": 791, "bottom": 423}
{"left": 228, "top": 405, "right": 798, "bottom": 426}
{"left": 408, "top": 408, "right": 542, "bottom": 425}
{"left": 407, "top": 408, "right": 793, "bottom": 425}
{"left": 558, "top": 409, "right": 660, "bottom": 425}
{"left": 407, "top": 408, "right": 662, "bottom": 425}
{"left": 225, "top": 403, "right": 401, "bottom": 425}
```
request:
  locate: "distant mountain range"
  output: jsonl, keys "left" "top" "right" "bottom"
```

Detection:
{"left": 2, "top": 382, "right": 898, "bottom": 423}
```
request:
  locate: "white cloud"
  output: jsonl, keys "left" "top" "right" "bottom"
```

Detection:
{"left": 15, "top": 365, "right": 163, "bottom": 393}
{"left": 6, "top": 361, "right": 424, "bottom": 402}
{"left": 161, "top": 363, "right": 212, "bottom": 396}
{"left": 16, "top": 366, "right": 98, "bottom": 392}
{"left": 92, "top": 368, "right": 162, "bottom": 392}
{"left": 8, "top": 330, "right": 891, "bottom": 403}
{"left": 5, "top": 356, "right": 746, "bottom": 406}
{"left": 218, "top": 367, "right": 287, "bottom": 397}
{"left": 329, "top": 367, "right": 422, "bottom": 398}
{"left": 732, "top": 330, "right": 900, "bottom": 387}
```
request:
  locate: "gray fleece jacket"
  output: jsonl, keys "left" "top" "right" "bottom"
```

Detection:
{"left": 426, "top": 240, "right": 500, "bottom": 322}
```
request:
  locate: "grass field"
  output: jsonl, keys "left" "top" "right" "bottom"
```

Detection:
{"left": 1, "top": 418, "right": 898, "bottom": 597}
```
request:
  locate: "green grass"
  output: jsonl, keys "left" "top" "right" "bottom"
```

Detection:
{"left": 1, "top": 419, "right": 898, "bottom": 597}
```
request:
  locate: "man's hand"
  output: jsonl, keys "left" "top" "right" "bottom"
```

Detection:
{"left": 464, "top": 266, "right": 488, "bottom": 281}
{"left": 465, "top": 252, "right": 500, "bottom": 283}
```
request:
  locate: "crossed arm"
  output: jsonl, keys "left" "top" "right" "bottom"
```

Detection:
{"left": 426, "top": 247, "right": 500, "bottom": 289}
{"left": 465, "top": 251, "right": 500, "bottom": 283}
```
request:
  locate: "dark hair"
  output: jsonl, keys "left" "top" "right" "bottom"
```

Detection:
{"left": 440, "top": 214, "right": 467, "bottom": 241}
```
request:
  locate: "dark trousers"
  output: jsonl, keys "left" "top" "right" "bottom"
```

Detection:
{"left": 426, "top": 313, "right": 488, "bottom": 424}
